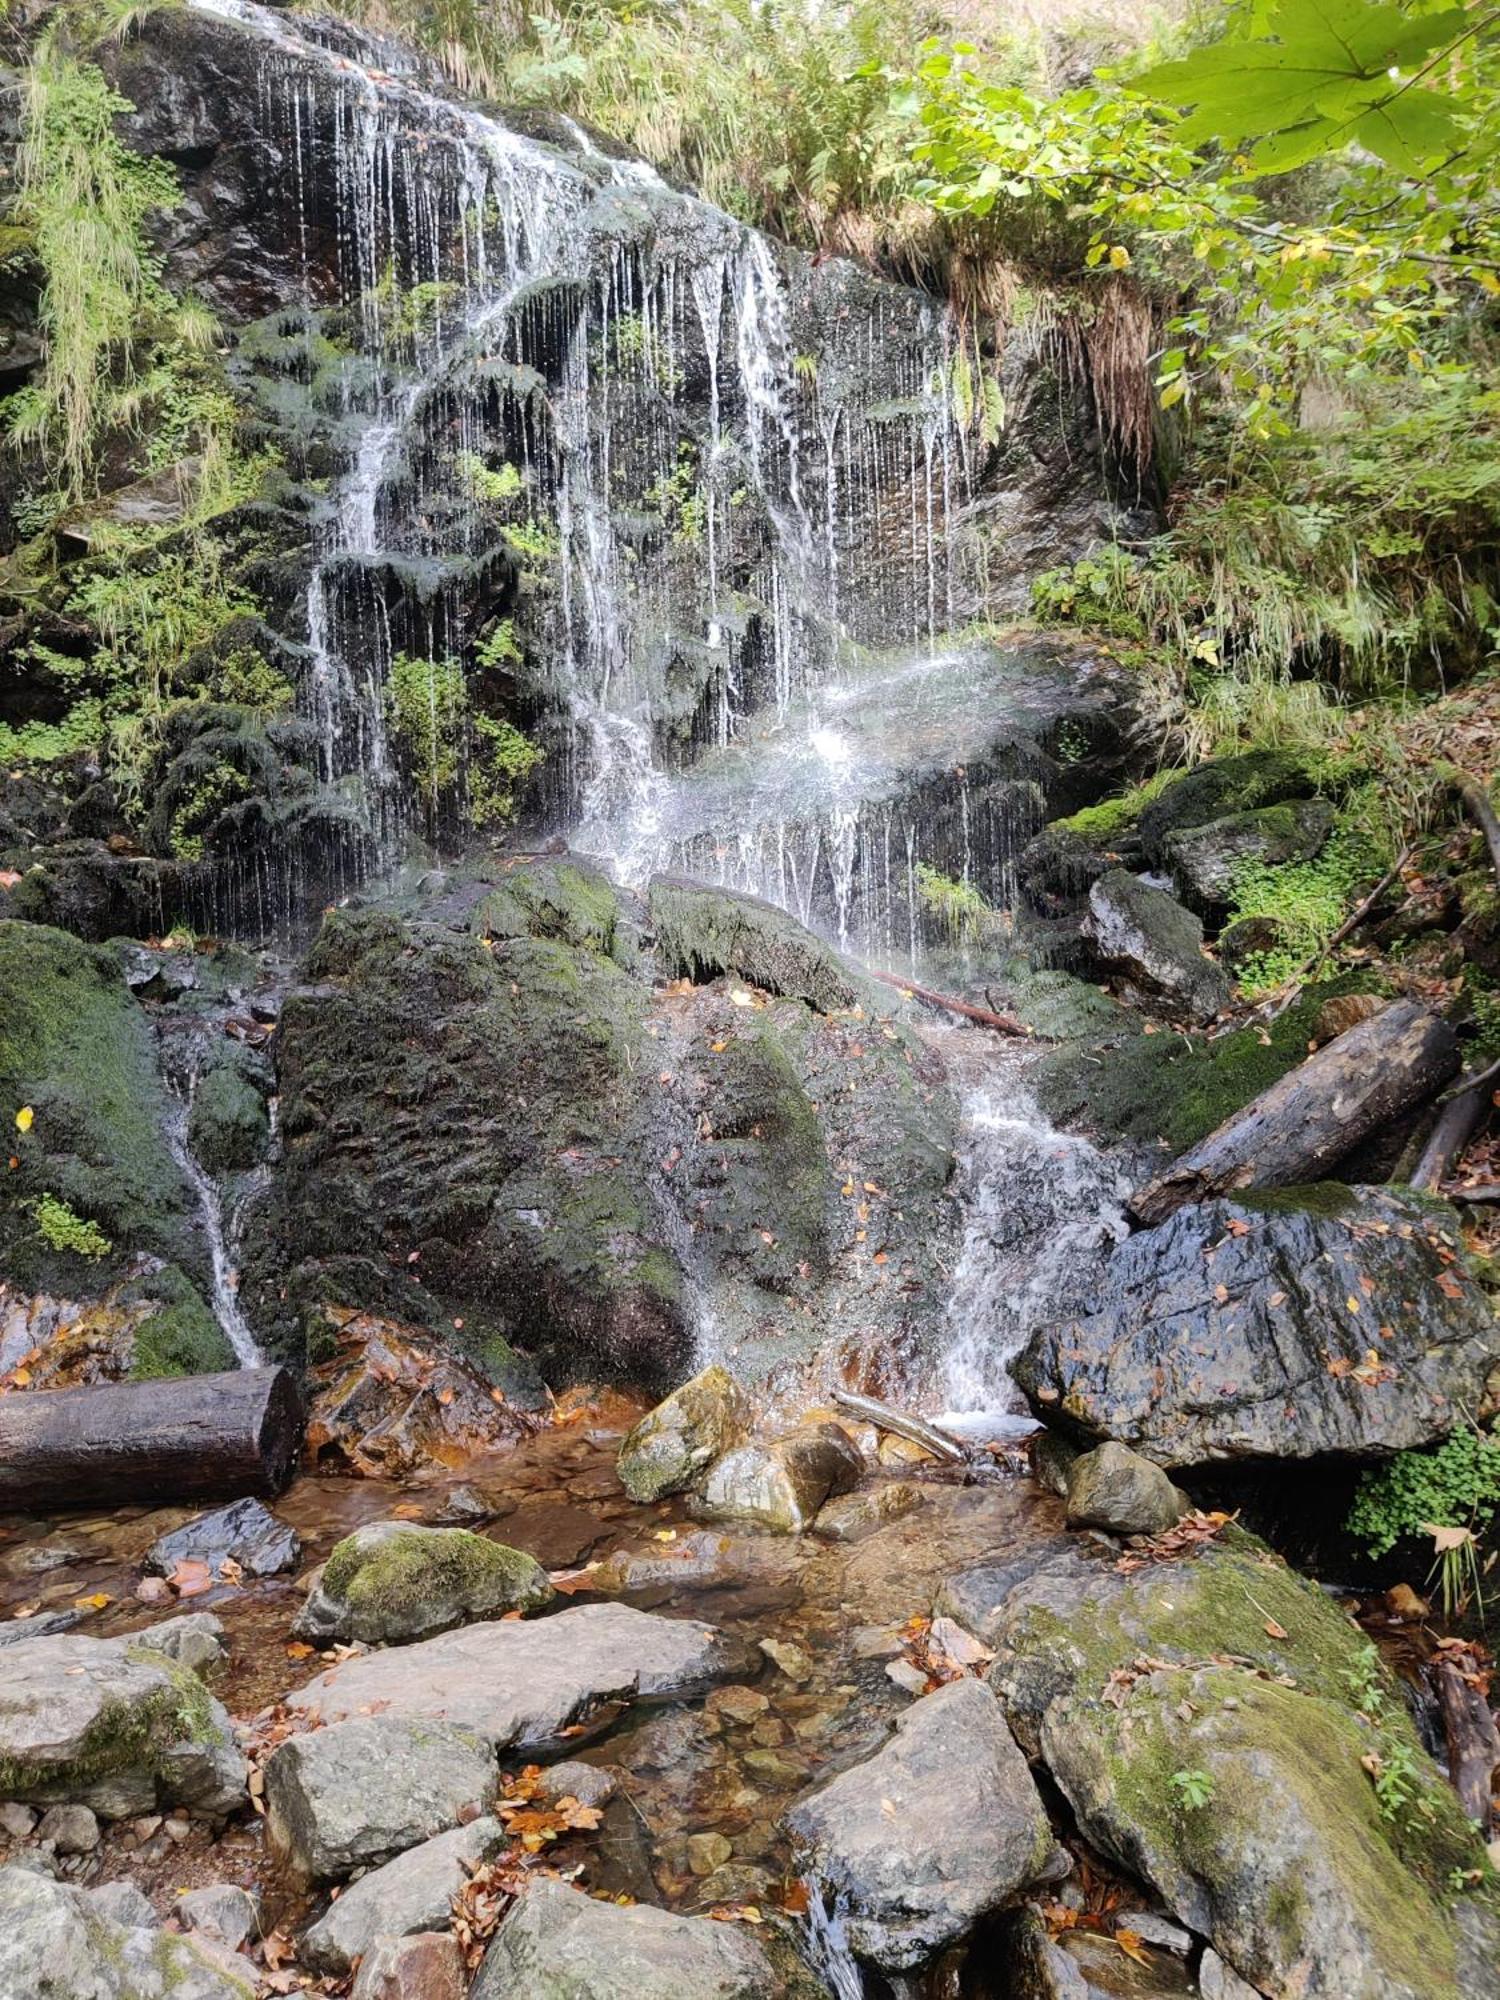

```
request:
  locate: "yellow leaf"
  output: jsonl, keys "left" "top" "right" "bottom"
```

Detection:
{"left": 1107, "top": 244, "right": 1131, "bottom": 270}
{"left": 14, "top": 1106, "right": 32, "bottom": 1133}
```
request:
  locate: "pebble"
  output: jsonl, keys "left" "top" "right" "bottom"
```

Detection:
{"left": 0, "top": 1803, "right": 38, "bottom": 1840}
{"left": 758, "top": 1638, "right": 813, "bottom": 1684}
{"left": 740, "top": 1748, "right": 805, "bottom": 1788}
{"left": 705, "top": 1686, "right": 769, "bottom": 1725}
{"left": 749, "top": 1716, "right": 787, "bottom": 1748}
{"left": 885, "top": 1658, "right": 929, "bottom": 1696}
{"left": 177, "top": 1881, "right": 260, "bottom": 1951}
{"left": 162, "top": 1816, "right": 191, "bottom": 1843}
{"left": 131, "top": 1816, "right": 163, "bottom": 1842}
{"left": 533, "top": 1761, "right": 617, "bottom": 1810}
{"left": 1121, "top": 1910, "right": 1195, "bottom": 1954}
{"left": 686, "top": 1832, "right": 733, "bottom": 1876}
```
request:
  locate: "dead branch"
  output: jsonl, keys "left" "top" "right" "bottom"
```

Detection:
{"left": 865, "top": 966, "right": 1033, "bottom": 1037}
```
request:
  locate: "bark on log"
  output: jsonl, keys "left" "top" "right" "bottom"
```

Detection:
{"left": 830, "top": 1389, "right": 968, "bottom": 1464}
{"left": 1433, "top": 1656, "right": 1500, "bottom": 1835}
{"left": 1130, "top": 1000, "right": 1460, "bottom": 1227}
{"left": 0, "top": 1367, "right": 303, "bottom": 1512}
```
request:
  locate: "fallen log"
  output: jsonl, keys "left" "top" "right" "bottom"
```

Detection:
{"left": 864, "top": 966, "right": 1032, "bottom": 1037}
{"left": 1130, "top": 999, "right": 1460, "bottom": 1227}
{"left": 1410, "top": 1080, "right": 1489, "bottom": 1193}
{"left": 1433, "top": 1655, "right": 1500, "bottom": 1836}
{"left": 0, "top": 1366, "right": 303, "bottom": 1513}
{"left": 830, "top": 1389, "right": 967, "bottom": 1464}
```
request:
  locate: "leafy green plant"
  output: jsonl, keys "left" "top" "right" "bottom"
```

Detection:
{"left": 1347, "top": 1428, "right": 1500, "bottom": 1622}
{"left": 1168, "top": 1767, "right": 1215, "bottom": 1811}
{"left": 457, "top": 452, "right": 523, "bottom": 505}
{"left": 475, "top": 619, "right": 523, "bottom": 672}
{"left": 33, "top": 1192, "right": 111, "bottom": 1259}
{"left": 914, "top": 863, "right": 997, "bottom": 945}
{"left": 470, "top": 713, "right": 542, "bottom": 826}
{"left": 386, "top": 651, "right": 540, "bottom": 824}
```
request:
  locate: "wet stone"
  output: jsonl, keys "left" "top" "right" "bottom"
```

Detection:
{"left": 293, "top": 1520, "right": 555, "bottom": 1646}
{"left": 143, "top": 1497, "right": 300, "bottom": 1580}
{"left": 534, "top": 1762, "right": 617, "bottom": 1810}
{"left": 811, "top": 1481, "right": 924, "bottom": 1541}
{"left": 696, "top": 1424, "right": 863, "bottom": 1534}
{"left": 300, "top": 1817, "right": 507, "bottom": 1973}
{"left": 616, "top": 1365, "right": 751, "bottom": 1503}
{"left": 1064, "top": 1443, "right": 1187, "bottom": 1537}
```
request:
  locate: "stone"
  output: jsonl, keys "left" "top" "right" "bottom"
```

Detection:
{"left": 91, "top": 1880, "right": 159, "bottom": 1927}
{"left": 686, "top": 1831, "right": 733, "bottom": 1875}
{"left": 1009, "top": 1908, "right": 1196, "bottom": 1998}
{"left": 1197, "top": 1950, "right": 1261, "bottom": 2000}
{"left": 1014, "top": 1187, "right": 1500, "bottom": 1468}
{"left": 1029, "top": 1430, "right": 1078, "bottom": 1498}
{"left": 284, "top": 1603, "right": 747, "bottom": 1750}
{"left": 263, "top": 1716, "right": 497, "bottom": 1879}
{"left": 144, "top": 1498, "right": 299, "bottom": 1580}
{"left": 0, "top": 1630, "right": 245, "bottom": 1819}
{"left": 1163, "top": 798, "right": 1335, "bottom": 913}
{"left": 811, "top": 1481, "right": 924, "bottom": 1541}
{"left": 534, "top": 1761, "right": 617, "bottom": 1810}
{"left": 696, "top": 1424, "right": 863, "bottom": 1533}
{"left": 1082, "top": 870, "right": 1230, "bottom": 1022}
{"left": 0, "top": 1608, "right": 84, "bottom": 1646}
{"left": 648, "top": 875, "right": 862, "bottom": 1014}
{"left": 292, "top": 1521, "right": 554, "bottom": 1646}
{"left": 885, "top": 1658, "right": 929, "bottom": 1696}
{"left": 616, "top": 1365, "right": 751, "bottom": 1502}
{"left": 0, "top": 1802, "right": 37, "bottom": 1838}
{"left": 1137, "top": 753, "right": 1319, "bottom": 867}
{"left": 438, "top": 1482, "right": 496, "bottom": 1524}
{"left": 1064, "top": 1443, "right": 1186, "bottom": 1537}
{"left": 36, "top": 1803, "right": 100, "bottom": 1853}
{"left": 984, "top": 1534, "right": 1497, "bottom": 2000}
{"left": 1120, "top": 1913, "right": 1194, "bottom": 1954}
{"left": 351, "top": 1930, "right": 469, "bottom": 2000}
{"left": 128, "top": 1611, "right": 226, "bottom": 1672}
{"left": 932, "top": 1538, "right": 1084, "bottom": 1650}
{"left": 758, "top": 1637, "right": 814, "bottom": 1683}
{"left": 784, "top": 1676, "right": 1053, "bottom": 1970}
{"left": 0, "top": 1864, "right": 254, "bottom": 1998}
{"left": 301, "top": 1817, "right": 508, "bottom": 1973}
{"left": 471, "top": 1876, "right": 781, "bottom": 1999}
{"left": 178, "top": 1882, "right": 260, "bottom": 1951}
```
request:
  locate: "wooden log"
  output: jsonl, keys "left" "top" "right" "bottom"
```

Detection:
{"left": 0, "top": 1367, "right": 303, "bottom": 1513}
{"left": 830, "top": 1389, "right": 967, "bottom": 1464}
{"left": 1130, "top": 999, "right": 1460, "bottom": 1227}
{"left": 1433, "top": 1655, "right": 1500, "bottom": 1835}
{"left": 1411, "top": 1080, "right": 1488, "bottom": 1193}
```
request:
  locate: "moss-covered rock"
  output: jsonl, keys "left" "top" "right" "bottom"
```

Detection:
{"left": 472, "top": 857, "right": 634, "bottom": 966}
{"left": 963, "top": 1533, "right": 1497, "bottom": 2000}
{"left": 617, "top": 1364, "right": 751, "bottom": 1501}
{"left": 1137, "top": 753, "right": 1319, "bottom": 869}
{"left": 125, "top": 1263, "right": 234, "bottom": 1379}
{"left": 1163, "top": 798, "right": 1336, "bottom": 914}
{"left": 293, "top": 1521, "right": 555, "bottom": 1645}
{"left": 186, "top": 1057, "right": 270, "bottom": 1175}
{"left": 648, "top": 875, "right": 860, "bottom": 1013}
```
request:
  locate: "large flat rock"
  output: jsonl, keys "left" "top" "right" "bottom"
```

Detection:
{"left": 0, "top": 1865, "right": 254, "bottom": 1998}
{"left": 284, "top": 1602, "right": 750, "bottom": 1747}
{"left": 300, "top": 1816, "right": 507, "bottom": 1971}
{"left": 1014, "top": 1186, "right": 1500, "bottom": 1468}
{"left": 784, "top": 1675, "right": 1053, "bottom": 1971}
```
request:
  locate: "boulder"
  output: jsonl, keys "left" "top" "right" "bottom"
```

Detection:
{"left": 284, "top": 1602, "right": 749, "bottom": 1749}
{"left": 1082, "top": 871, "right": 1230, "bottom": 1022}
{"left": 263, "top": 1715, "right": 497, "bottom": 1879}
{"left": 90, "top": 1880, "right": 159, "bottom": 1928}
{"left": 36, "top": 1803, "right": 100, "bottom": 1853}
{"left": 1163, "top": 799, "right": 1335, "bottom": 913}
{"left": 784, "top": 1675, "right": 1053, "bottom": 1971}
{"left": 0, "top": 1864, "right": 254, "bottom": 1998}
{"left": 1064, "top": 1443, "right": 1186, "bottom": 1536}
{"left": 616, "top": 1365, "right": 751, "bottom": 1502}
{"left": 982, "top": 1534, "right": 1496, "bottom": 2000}
{"left": 695, "top": 1424, "right": 864, "bottom": 1533}
{"left": 177, "top": 1882, "right": 260, "bottom": 1952}
{"left": 352, "top": 1931, "right": 468, "bottom": 2000}
{"left": 292, "top": 1521, "right": 554, "bottom": 1646}
{"left": 144, "top": 1497, "right": 300, "bottom": 1580}
{"left": 0, "top": 1630, "right": 245, "bottom": 1819}
{"left": 1137, "top": 753, "right": 1318, "bottom": 868}
{"left": 1014, "top": 1187, "right": 1500, "bottom": 1468}
{"left": 471, "top": 1876, "right": 782, "bottom": 1999}
{"left": 128, "top": 1611, "right": 226, "bottom": 1672}
{"left": 301, "top": 1817, "right": 508, "bottom": 1972}
{"left": 811, "top": 1481, "right": 925, "bottom": 1541}
{"left": 647, "top": 875, "right": 861, "bottom": 1014}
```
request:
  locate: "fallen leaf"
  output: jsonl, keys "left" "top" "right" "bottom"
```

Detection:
{"left": 285, "top": 1641, "right": 315, "bottom": 1659}
{"left": 1115, "top": 1928, "right": 1152, "bottom": 1966}
{"left": 14, "top": 1106, "right": 32, "bottom": 1134}
{"left": 1263, "top": 1618, "right": 1289, "bottom": 1641}
{"left": 167, "top": 1559, "right": 213, "bottom": 1599}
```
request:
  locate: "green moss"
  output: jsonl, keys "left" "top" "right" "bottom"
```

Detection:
{"left": 472, "top": 858, "right": 629, "bottom": 963}
{"left": 0, "top": 1653, "right": 218, "bottom": 1803}
{"left": 1053, "top": 768, "right": 1177, "bottom": 842}
{"left": 187, "top": 1061, "right": 269, "bottom": 1175}
{"left": 322, "top": 1526, "right": 553, "bottom": 1622}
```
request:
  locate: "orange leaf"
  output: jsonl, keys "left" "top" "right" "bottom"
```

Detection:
{"left": 168, "top": 1558, "right": 213, "bottom": 1598}
{"left": 285, "top": 1641, "right": 315, "bottom": 1659}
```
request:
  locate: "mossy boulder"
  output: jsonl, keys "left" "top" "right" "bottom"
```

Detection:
{"left": 125, "top": 1263, "right": 235, "bottom": 1379}
{"left": 293, "top": 1521, "right": 555, "bottom": 1645}
{"left": 1082, "top": 870, "right": 1230, "bottom": 1022}
{"left": 187, "top": 1057, "right": 271, "bottom": 1175}
{"left": 1064, "top": 1442, "right": 1186, "bottom": 1536}
{"left": 472, "top": 857, "right": 635, "bottom": 966}
{"left": 1163, "top": 798, "right": 1336, "bottom": 915}
{"left": 0, "top": 1630, "right": 245, "bottom": 1820}
{"left": 0, "top": 1866, "right": 256, "bottom": 2000}
{"left": 962, "top": 1533, "right": 1497, "bottom": 1999}
{"left": 617, "top": 1364, "right": 751, "bottom": 1501}
{"left": 648, "top": 875, "right": 860, "bottom": 1013}
{"left": 1137, "top": 753, "right": 1319, "bottom": 869}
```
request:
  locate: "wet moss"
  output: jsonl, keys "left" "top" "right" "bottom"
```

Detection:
{"left": 472, "top": 858, "right": 631, "bottom": 964}
{"left": 0, "top": 1653, "right": 219, "bottom": 1803}
{"left": 322, "top": 1525, "right": 553, "bottom": 1623}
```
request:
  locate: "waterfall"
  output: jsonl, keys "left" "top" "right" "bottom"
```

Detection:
{"left": 161, "top": 1084, "right": 263, "bottom": 1368}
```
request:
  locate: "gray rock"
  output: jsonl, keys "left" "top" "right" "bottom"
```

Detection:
{"left": 301, "top": 1816, "right": 508, "bottom": 1972}
{"left": 1164, "top": 798, "right": 1335, "bottom": 912}
{"left": 0, "top": 1802, "right": 37, "bottom": 1838}
{"left": 351, "top": 1929, "right": 468, "bottom": 1999}
{"left": 437, "top": 1482, "right": 496, "bottom": 1524}
{"left": 785, "top": 1676, "right": 1052, "bottom": 1970}
{"left": 534, "top": 1761, "right": 617, "bottom": 1809}
{"left": 144, "top": 1499, "right": 299, "bottom": 1580}
{"left": 178, "top": 1882, "right": 260, "bottom": 1951}
{"left": 932, "top": 1538, "right": 1084, "bottom": 1650}
{"left": 284, "top": 1602, "right": 749, "bottom": 1749}
{"left": 90, "top": 1880, "right": 160, "bottom": 1927}
{"left": 1198, "top": 1950, "right": 1261, "bottom": 2000}
{"left": 696, "top": 1424, "right": 864, "bottom": 1534}
{"left": 472, "top": 1876, "right": 781, "bottom": 1998}
{"left": 292, "top": 1520, "right": 555, "bottom": 1646}
{"left": 1064, "top": 1444, "right": 1186, "bottom": 1537}
{"left": 1015, "top": 1187, "right": 1500, "bottom": 1469}
{"left": 648, "top": 875, "right": 861, "bottom": 1014}
{"left": 0, "top": 1631, "right": 245, "bottom": 1819}
{"left": 0, "top": 1609, "right": 83, "bottom": 1646}
{"left": 0, "top": 1865, "right": 254, "bottom": 1997}
{"left": 1121, "top": 1912, "right": 1194, "bottom": 1954}
{"left": 1082, "top": 870, "right": 1230, "bottom": 1021}
{"left": 264, "top": 1716, "right": 497, "bottom": 1879}
{"left": 36, "top": 1803, "right": 100, "bottom": 1854}
{"left": 1137, "top": 752, "right": 1319, "bottom": 867}
{"left": 1009, "top": 1907, "right": 1196, "bottom": 1998}
{"left": 616, "top": 1365, "right": 750, "bottom": 1503}
{"left": 129, "top": 1611, "right": 226, "bottom": 1672}
{"left": 811, "top": 1482, "right": 924, "bottom": 1541}
{"left": 985, "top": 1535, "right": 1496, "bottom": 2000}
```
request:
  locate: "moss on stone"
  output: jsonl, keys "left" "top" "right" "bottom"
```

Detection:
{"left": 472, "top": 858, "right": 631, "bottom": 964}
{"left": 647, "top": 876, "right": 859, "bottom": 1014}
{"left": 0, "top": 1652, "right": 218, "bottom": 1803}
{"left": 322, "top": 1525, "right": 554, "bottom": 1627}
{"left": 186, "top": 1059, "right": 270, "bottom": 1175}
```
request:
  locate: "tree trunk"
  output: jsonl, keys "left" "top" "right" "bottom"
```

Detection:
{"left": 1130, "top": 1000, "right": 1460, "bottom": 1227}
{"left": 1433, "top": 1655, "right": 1499, "bottom": 1835}
{"left": 0, "top": 1367, "right": 303, "bottom": 1512}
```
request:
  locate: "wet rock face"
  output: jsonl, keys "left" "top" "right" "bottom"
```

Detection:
{"left": 968, "top": 1534, "right": 1497, "bottom": 2000}
{"left": 694, "top": 1423, "right": 865, "bottom": 1534}
{"left": 1014, "top": 1186, "right": 1499, "bottom": 1469}
{"left": 247, "top": 867, "right": 960, "bottom": 1383}
{"left": 143, "top": 1498, "right": 300, "bottom": 1581}
{"left": 785, "top": 1675, "right": 1054, "bottom": 1972}
{"left": 0, "top": 1865, "right": 255, "bottom": 2000}
{"left": 0, "top": 1630, "right": 245, "bottom": 1821}
{"left": 292, "top": 1520, "right": 555, "bottom": 1645}
{"left": 1082, "top": 870, "right": 1231, "bottom": 1023}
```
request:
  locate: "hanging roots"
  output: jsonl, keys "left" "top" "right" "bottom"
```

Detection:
{"left": 1079, "top": 277, "right": 1158, "bottom": 490}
